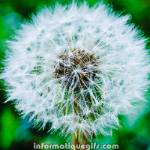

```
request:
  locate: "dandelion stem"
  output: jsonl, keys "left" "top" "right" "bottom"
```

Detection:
{"left": 72, "top": 98, "right": 90, "bottom": 150}
{"left": 72, "top": 129, "right": 89, "bottom": 150}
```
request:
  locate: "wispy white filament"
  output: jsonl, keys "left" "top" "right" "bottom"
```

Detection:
{"left": 2, "top": 4, "right": 149, "bottom": 136}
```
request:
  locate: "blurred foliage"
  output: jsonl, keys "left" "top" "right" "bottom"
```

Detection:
{"left": 0, "top": 0, "right": 150, "bottom": 150}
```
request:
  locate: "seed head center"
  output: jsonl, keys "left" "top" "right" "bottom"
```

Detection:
{"left": 54, "top": 48, "right": 100, "bottom": 91}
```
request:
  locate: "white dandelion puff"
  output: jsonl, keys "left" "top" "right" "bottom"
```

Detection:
{"left": 2, "top": 3, "right": 149, "bottom": 143}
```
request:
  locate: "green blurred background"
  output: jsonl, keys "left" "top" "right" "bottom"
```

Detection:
{"left": 0, "top": 0, "right": 150, "bottom": 150}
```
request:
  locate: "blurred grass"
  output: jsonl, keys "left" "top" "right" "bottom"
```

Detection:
{"left": 1, "top": 109, "right": 19, "bottom": 149}
{"left": 0, "top": 0, "right": 150, "bottom": 150}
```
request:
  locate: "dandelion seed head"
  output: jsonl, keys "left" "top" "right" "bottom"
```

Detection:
{"left": 2, "top": 4, "right": 149, "bottom": 136}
